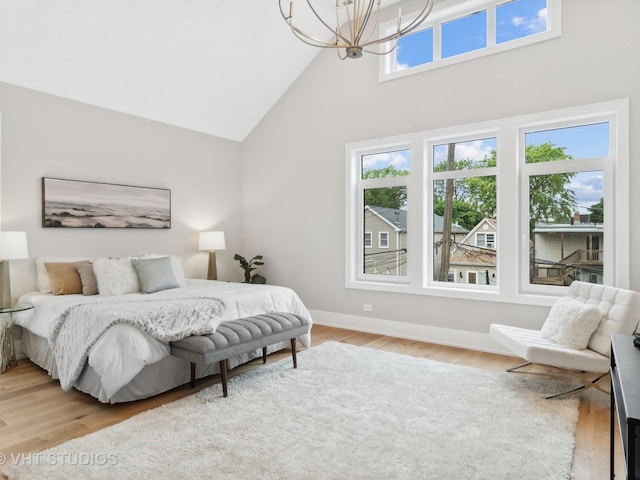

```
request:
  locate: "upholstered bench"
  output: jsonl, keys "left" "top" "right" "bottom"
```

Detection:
{"left": 170, "top": 312, "right": 310, "bottom": 397}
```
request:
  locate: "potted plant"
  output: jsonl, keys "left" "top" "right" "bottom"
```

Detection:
{"left": 233, "top": 254, "right": 267, "bottom": 284}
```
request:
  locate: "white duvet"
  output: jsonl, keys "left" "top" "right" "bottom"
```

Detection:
{"left": 14, "top": 280, "right": 312, "bottom": 398}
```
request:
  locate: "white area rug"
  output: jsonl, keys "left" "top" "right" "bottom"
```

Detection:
{"left": 2, "top": 341, "right": 579, "bottom": 480}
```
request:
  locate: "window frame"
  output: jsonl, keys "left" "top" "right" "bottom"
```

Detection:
{"left": 379, "top": 231, "right": 390, "bottom": 248}
{"left": 348, "top": 140, "right": 414, "bottom": 285}
{"left": 345, "top": 99, "right": 629, "bottom": 306}
{"left": 379, "top": 0, "right": 561, "bottom": 82}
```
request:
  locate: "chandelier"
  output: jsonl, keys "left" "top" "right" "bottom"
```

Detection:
{"left": 279, "top": 0, "right": 435, "bottom": 60}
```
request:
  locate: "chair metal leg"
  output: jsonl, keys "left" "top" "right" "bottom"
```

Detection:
{"left": 505, "top": 361, "right": 610, "bottom": 399}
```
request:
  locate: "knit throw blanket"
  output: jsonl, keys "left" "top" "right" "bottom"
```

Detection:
{"left": 49, "top": 297, "right": 225, "bottom": 391}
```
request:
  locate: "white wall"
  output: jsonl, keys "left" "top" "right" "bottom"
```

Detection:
{"left": 0, "top": 81, "right": 246, "bottom": 296}
{"left": 2, "top": 1, "right": 638, "bottom": 354}
{"left": 241, "top": 0, "right": 640, "bottom": 350}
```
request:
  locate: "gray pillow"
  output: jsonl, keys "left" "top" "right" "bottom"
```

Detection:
{"left": 131, "top": 256, "right": 180, "bottom": 294}
{"left": 75, "top": 262, "right": 99, "bottom": 296}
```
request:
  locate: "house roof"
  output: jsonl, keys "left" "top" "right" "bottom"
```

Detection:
{"left": 0, "top": 0, "right": 406, "bottom": 142}
{"left": 367, "top": 206, "right": 468, "bottom": 234}
{"left": 533, "top": 223, "right": 603, "bottom": 234}
{"left": 366, "top": 206, "right": 407, "bottom": 231}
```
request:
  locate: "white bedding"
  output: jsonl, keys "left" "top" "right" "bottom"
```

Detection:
{"left": 14, "top": 280, "right": 312, "bottom": 398}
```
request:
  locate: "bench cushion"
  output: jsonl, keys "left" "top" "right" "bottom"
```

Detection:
{"left": 170, "top": 312, "right": 309, "bottom": 364}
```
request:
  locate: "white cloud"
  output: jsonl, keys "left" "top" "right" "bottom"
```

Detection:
{"left": 362, "top": 151, "right": 411, "bottom": 171}
{"left": 510, "top": 7, "right": 547, "bottom": 34}
{"left": 569, "top": 172, "right": 604, "bottom": 207}
{"left": 433, "top": 139, "right": 496, "bottom": 166}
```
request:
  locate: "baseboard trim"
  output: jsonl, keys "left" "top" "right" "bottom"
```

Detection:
{"left": 309, "top": 309, "right": 512, "bottom": 356}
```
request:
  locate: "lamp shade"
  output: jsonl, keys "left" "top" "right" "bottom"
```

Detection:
{"left": 0, "top": 232, "right": 28, "bottom": 260}
{"left": 198, "top": 231, "right": 226, "bottom": 251}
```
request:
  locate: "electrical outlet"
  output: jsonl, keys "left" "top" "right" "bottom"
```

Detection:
{"left": 363, "top": 304, "right": 373, "bottom": 312}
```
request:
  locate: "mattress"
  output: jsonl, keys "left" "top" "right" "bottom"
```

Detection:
{"left": 15, "top": 279, "right": 312, "bottom": 403}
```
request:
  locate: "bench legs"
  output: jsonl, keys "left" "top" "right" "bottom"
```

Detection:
{"left": 219, "top": 359, "right": 229, "bottom": 397}
{"left": 291, "top": 338, "right": 297, "bottom": 368}
{"left": 188, "top": 339, "right": 300, "bottom": 397}
{"left": 190, "top": 362, "right": 197, "bottom": 388}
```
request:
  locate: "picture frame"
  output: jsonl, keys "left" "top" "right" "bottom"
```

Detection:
{"left": 42, "top": 177, "right": 171, "bottom": 229}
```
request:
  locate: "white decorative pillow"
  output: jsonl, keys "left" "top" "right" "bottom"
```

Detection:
{"left": 92, "top": 257, "right": 141, "bottom": 296}
{"left": 540, "top": 296, "right": 603, "bottom": 349}
{"left": 36, "top": 256, "right": 91, "bottom": 293}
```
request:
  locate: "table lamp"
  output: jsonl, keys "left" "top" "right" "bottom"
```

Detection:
{"left": 198, "top": 231, "right": 225, "bottom": 280}
{"left": 0, "top": 232, "right": 29, "bottom": 309}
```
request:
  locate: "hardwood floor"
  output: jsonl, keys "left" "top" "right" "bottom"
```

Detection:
{"left": 0, "top": 324, "right": 622, "bottom": 479}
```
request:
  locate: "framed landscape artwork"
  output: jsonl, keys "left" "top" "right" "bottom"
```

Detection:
{"left": 42, "top": 177, "right": 171, "bottom": 228}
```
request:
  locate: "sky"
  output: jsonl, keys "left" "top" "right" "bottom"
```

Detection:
{"left": 362, "top": 120, "right": 608, "bottom": 212}
{"left": 397, "top": 0, "right": 548, "bottom": 69}
{"left": 366, "top": 0, "right": 606, "bottom": 212}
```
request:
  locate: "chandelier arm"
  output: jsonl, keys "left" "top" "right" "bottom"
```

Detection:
{"left": 279, "top": 0, "right": 350, "bottom": 47}
{"left": 358, "top": 2, "right": 383, "bottom": 46}
{"left": 362, "top": 41, "right": 397, "bottom": 56}
{"left": 303, "top": 0, "right": 344, "bottom": 38}
{"left": 289, "top": 25, "right": 342, "bottom": 48}
{"left": 373, "top": 0, "right": 435, "bottom": 45}
{"left": 353, "top": 0, "right": 378, "bottom": 45}
{"left": 338, "top": 0, "right": 353, "bottom": 46}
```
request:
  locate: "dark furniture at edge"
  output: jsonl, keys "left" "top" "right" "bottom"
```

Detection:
{"left": 611, "top": 333, "right": 640, "bottom": 479}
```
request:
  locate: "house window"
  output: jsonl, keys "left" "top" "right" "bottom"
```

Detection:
{"left": 364, "top": 232, "right": 373, "bottom": 248}
{"left": 379, "top": 232, "right": 390, "bottom": 248}
{"left": 381, "top": 0, "right": 560, "bottom": 81}
{"left": 346, "top": 100, "right": 629, "bottom": 303}
{"left": 476, "top": 233, "right": 496, "bottom": 248}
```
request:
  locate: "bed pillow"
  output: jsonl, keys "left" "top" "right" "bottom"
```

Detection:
{"left": 131, "top": 256, "right": 180, "bottom": 294}
{"left": 138, "top": 254, "right": 187, "bottom": 286}
{"left": 75, "top": 262, "right": 99, "bottom": 296}
{"left": 93, "top": 257, "right": 141, "bottom": 296}
{"left": 540, "top": 296, "right": 602, "bottom": 349}
{"left": 36, "top": 256, "right": 91, "bottom": 293}
{"left": 44, "top": 261, "right": 91, "bottom": 295}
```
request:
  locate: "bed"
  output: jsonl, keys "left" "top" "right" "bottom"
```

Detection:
{"left": 12, "top": 255, "right": 312, "bottom": 403}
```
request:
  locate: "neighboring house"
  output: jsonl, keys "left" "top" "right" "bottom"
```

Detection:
{"left": 363, "top": 206, "right": 407, "bottom": 275}
{"left": 447, "top": 218, "right": 497, "bottom": 285}
{"left": 365, "top": 206, "right": 468, "bottom": 276}
{"left": 532, "top": 213, "right": 603, "bottom": 286}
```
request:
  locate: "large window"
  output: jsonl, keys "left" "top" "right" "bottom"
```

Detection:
{"left": 358, "top": 148, "right": 410, "bottom": 278}
{"left": 346, "top": 100, "right": 629, "bottom": 304}
{"left": 382, "top": 0, "right": 561, "bottom": 81}
{"left": 523, "top": 122, "right": 609, "bottom": 288}
{"left": 431, "top": 137, "right": 498, "bottom": 287}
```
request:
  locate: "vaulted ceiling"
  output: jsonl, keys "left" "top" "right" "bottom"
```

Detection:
{"left": 0, "top": 0, "right": 334, "bottom": 142}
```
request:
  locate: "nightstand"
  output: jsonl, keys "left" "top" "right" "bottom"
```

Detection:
{"left": 0, "top": 303, "right": 34, "bottom": 373}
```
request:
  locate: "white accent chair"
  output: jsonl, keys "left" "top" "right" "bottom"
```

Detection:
{"left": 490, "top": 281, "right": 640, "bottom": 399}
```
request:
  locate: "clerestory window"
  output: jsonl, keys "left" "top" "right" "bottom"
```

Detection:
{"left": 380, "top": 0, "right": 561, "bottom": 82}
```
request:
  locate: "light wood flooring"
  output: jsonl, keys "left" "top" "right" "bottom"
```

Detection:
{"left": 0, "top": 324, "right": 623, "bottom": 479}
